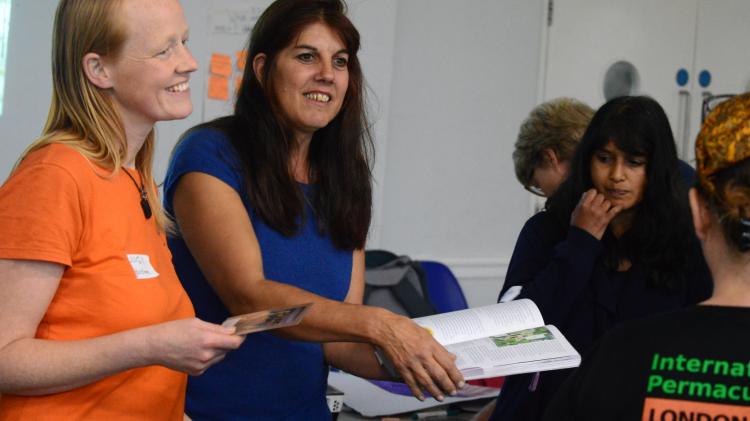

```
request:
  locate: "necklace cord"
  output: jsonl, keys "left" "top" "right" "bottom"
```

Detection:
{"left": 122, "top": 168, "right": 153, "bottom": 220}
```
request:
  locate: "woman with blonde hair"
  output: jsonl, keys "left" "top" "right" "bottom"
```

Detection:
{"left": 544, "top": 92, "right": 750, "bottom": 419}
{"left": 0, "top": 0, "right": 243, "bottom": 419}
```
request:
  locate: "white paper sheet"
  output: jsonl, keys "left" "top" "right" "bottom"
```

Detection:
{"left": 327, "top": 371, "right": 500, "bottom": 417}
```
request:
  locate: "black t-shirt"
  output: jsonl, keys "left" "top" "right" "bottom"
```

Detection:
{"left": 544, "top": 305, "right": 750, "bottom": 420}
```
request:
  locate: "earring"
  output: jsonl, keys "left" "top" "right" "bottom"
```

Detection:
{"left": 737, "top": 217, "right": 750, "bottom": 252}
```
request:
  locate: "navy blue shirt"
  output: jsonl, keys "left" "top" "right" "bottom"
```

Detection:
{"left": 164, "top": 128, "right": 352, "bottom": 420}
{"left": 490, "top": 211, "right": 712, "bottom": 421}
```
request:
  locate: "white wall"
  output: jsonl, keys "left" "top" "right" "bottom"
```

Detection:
{"left": 346, "top": 0, "right": 399, "bottom": 251}
{"left": 0, "top": 0, "right": 544, "bottom": 307}
{"left": 378, "top": 0, "right": 545, "bottom": 306}
{"left": 1, "top": 1, "right": 54, "bottom": 179}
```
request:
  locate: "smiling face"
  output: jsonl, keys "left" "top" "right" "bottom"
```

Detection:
{"left": 261, "top": 22, "right": 350, "bottom": 142}
{"left": 103, "top": 0, "right": 197, "bottom": 132}
{"left": 590, "top": 140, "right": 648, "bottom": 210}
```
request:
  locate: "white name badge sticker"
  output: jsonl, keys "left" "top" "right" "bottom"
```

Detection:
{"left": 126, "top": 254, "right": 160, "bottom": 279}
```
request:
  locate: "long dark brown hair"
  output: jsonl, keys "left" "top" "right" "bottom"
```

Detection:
{"left": 547, "top": 96, "right": 695, "bottom": 289}
{"left": 186, "top": 0, "right": 372, "bottom": 250}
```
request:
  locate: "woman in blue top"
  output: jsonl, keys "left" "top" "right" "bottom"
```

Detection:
{"left": 163, "top": 1, "right": 463, "bottom": 419}
{"left": 489, "top": 96, "right": 712, "bottom": 421}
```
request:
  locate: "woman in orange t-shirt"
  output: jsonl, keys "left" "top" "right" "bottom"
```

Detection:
{"left": 0, "top": 1, "right": 243, "bottom": 420}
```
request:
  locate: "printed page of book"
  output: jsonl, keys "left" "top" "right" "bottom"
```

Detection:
{"left": 412, "top": 299, "right": 545, "bottom": 346}
{"left": 446, "top": 325, "right": 581, "bottom": 379}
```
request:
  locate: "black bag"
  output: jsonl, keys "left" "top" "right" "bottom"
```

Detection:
{"left": 363, "top": 250, "right": 436, "bottom": 318}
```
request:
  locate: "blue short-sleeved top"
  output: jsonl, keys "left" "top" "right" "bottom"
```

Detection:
{"left": 164, "top": 127, "right": 352, "bottom": 421}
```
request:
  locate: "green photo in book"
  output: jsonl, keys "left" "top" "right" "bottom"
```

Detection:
{"left": 492, "top": 326, "right": 554, "bottom": 347}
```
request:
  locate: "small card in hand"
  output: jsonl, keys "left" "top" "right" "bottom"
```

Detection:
{"left": 222, "top": 303, "right": 313, "bottom": 335}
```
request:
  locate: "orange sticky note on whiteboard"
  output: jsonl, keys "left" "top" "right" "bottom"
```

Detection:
{"left": 210, "top": 53, "right": 233, "bottom": 77}
{"left": 236, "top": 50, "right": 248, "bottom": 72}
{"left": 208, "top": 76, "right": 229, "bottom": 101}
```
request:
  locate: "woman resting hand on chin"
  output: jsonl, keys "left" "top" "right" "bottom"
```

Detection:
{"left": 544, "top": 92, "right": 750, "bottom": 420}
{"left": 490, "top": 96, "right": 712, "bottom": 421}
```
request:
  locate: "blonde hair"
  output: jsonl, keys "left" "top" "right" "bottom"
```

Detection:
{"left": 18, "top": 0, "right": 169, "bottom": 231}
{"left": 513, "top": 97, "right": 595, "bottom": 187}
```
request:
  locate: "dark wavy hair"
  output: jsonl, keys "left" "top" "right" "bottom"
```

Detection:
{"left": 697, "top": 159, "right": 750, "bottom": 253}
{"left": 188, "top": 0, "right": 372, "bottom": 250}
{"left": 547, "top": 96, "right": 693, "bottom": 288}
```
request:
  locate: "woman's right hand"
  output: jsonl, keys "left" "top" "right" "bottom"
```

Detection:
{"left": 375, "top": 312, "right": 464, "bottom": 401}
{"left": 570, "top": 189, "right": 621, "bottom": 240}
{"left": 144, "top": 318, "right": 245, "bottom": 376}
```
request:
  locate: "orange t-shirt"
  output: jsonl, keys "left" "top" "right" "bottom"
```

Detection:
{"left": 0, "top": 144, "right": 194, "bottom": 421}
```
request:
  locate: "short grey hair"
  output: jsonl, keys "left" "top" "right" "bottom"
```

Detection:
{"left": 513, "top": 97, "right": 595, "bottom": 187}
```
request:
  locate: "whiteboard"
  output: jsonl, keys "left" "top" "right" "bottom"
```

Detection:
{"left": 200, "top": 0, "right": 271, "bottom": 122}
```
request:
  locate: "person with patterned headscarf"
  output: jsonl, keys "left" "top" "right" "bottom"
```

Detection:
{"left": 543, "top": 93, "right": 750, "bottom": 420}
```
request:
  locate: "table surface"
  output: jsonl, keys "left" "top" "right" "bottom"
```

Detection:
{"left": 336, "top": 401, "right": 486, "bottom": 421}
{"left": 338, "top": 410, "right": 473, "bottom": 421}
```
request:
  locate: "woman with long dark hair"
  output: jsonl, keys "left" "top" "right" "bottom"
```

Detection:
{"left": 164, "top": 0, "right": 462, "bottom": 419}
{"left": 490, "top": 96, "right": 712, "bottom": 421}
{"left": 544, "top": 92, "right": 750, "bottom": 420}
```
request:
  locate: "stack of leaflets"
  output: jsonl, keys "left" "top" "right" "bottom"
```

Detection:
{"left": 222, "top": 303, "right": 312, "bottom": 335}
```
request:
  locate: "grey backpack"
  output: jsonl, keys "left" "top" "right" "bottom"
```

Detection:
{"left": 363, "top": 252, "right": 436, "bottom": 318}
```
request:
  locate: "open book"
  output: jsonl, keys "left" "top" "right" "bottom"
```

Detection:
{"left": 411, "top": 299, "right": 580, "bottom": 380}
